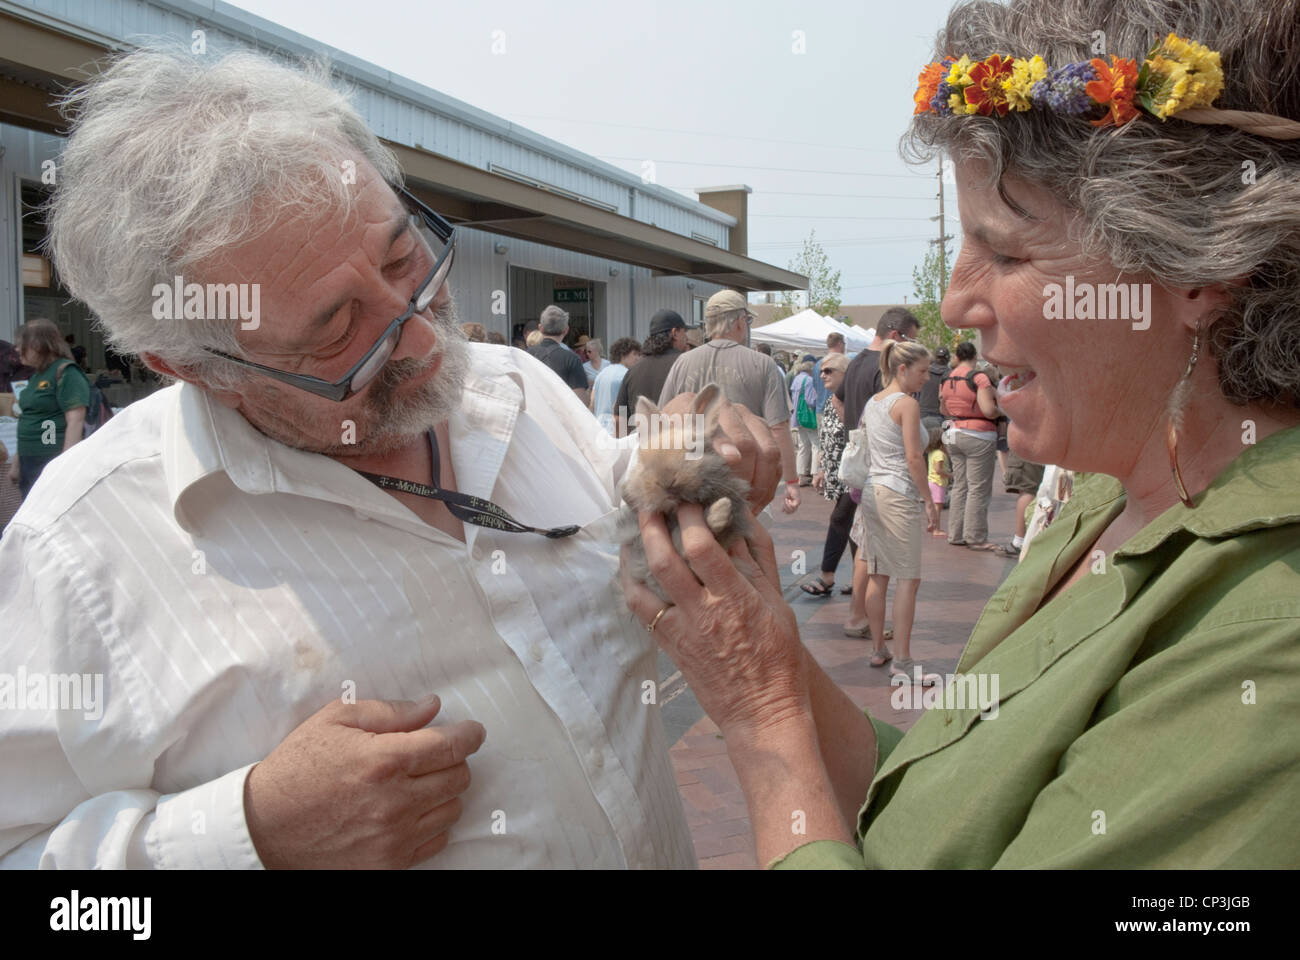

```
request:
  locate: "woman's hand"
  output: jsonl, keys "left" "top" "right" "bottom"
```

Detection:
{"left": 6, "top": 458, "right": 17, "bottom": 485}
{"left": 659, "top": 394, "right": 781, "bottom": 515}
{"left": 620, "top": 503, "right": 809, "bottom": 740}
{"left": 812, "top": 471, "right": 825, "bottom": 492}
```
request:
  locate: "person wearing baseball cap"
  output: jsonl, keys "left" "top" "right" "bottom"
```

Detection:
{"left": 656, "top": 290, "right": 802, "bottom": 514}
{"left": 919, "top": 344, "right": 952, "bottom": 437}
{"left": 612, "top": 309, "right": 698, "bottom": 436}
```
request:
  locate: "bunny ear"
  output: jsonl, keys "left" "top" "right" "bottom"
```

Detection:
{"left": 636, "top": 395, "right": 660, "bottom": 421}
{"left": 693, "top": 383, "right": 725, "bottom": 438}
{"left": 692, "top": 383, "right": 721, "bottom": 415}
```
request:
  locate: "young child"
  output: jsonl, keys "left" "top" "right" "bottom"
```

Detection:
{"left": 926, "top": 429, "right": 951, "bottom": 536}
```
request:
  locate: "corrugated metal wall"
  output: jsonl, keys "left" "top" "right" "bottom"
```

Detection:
{"left": 449, "top": 228, "right": 723, "bottom": 342}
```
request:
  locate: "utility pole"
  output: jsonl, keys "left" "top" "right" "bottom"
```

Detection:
{"left": 932, "top": 157, "right": 954, "bottom": 299}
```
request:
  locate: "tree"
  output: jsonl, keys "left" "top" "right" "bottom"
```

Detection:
{"left": 911, "top": 239, "right": 974, "bottom": 350}
{"left": 777, "top": 230, "right": 842, "bottom": 319}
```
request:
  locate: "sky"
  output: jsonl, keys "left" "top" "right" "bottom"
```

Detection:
{"left": 232, "top": 0, "right": 964, "bottom": 307}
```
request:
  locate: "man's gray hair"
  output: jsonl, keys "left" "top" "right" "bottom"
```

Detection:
{"left": 904, "top": 0, "right": 1300, "bottom": 408}
{"left": 539, "top": 305, "right": 569, "bottom": 336}
{"left": 705, "top": 309, "right": 745, "bottom": 340}
{"left": 46, "top": 42, "right": 402, "bottom": 390}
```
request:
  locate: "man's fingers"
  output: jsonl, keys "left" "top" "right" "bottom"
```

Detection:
{"left": 345, "top": 695, "right": 443, "bottom": 734}
{"left": 391, "top": 720, "right": 487, "bottom": 776}
{"left": 408, "top": 830, "right": 450, "bottom": 866}
{"left": 414, "top": 795, "right": 464, "bottom": 840}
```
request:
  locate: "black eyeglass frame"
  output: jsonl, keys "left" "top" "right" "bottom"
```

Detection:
{"left": 204, "top": 184, "right": 456, "bottom": 403}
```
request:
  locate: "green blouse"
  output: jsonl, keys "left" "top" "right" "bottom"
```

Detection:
{"left": 775, "top": 425, "right": 1300, "bottom": 869}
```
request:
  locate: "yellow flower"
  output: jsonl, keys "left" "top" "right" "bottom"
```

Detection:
{"left": 946, "top": 55, "right": 974, "bottom": 87}
{"left": 1159, "top": 33, "right": 1221, "bottom": 77}
{"left": 1004, "top": 55, "right": 1048, "bottom": 111}
{"left": 1145, "top": 33, "right": 1224, "bottom": 117}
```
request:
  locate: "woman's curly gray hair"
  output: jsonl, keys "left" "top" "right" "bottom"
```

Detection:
{"left": 47, "top": 42, "right": 402, "bottom": 390}
{"left": 904, "top": 0, "right": 1300, "bottom": 408}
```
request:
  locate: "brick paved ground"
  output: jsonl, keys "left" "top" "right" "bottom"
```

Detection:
{"left": 667, "top": 481, "right": 1024, "bottom": 868}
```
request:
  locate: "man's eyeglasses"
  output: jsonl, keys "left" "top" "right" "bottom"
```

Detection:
{"left": 205, "top": 184, "right": 456, "bottom": 402}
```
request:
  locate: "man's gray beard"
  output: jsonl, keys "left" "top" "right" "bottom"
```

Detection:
{"left": 248, "top": 297, "right": 471, "bottom": 459}
{"left": 334, "top": 297, "right": 471, "bottom": 457}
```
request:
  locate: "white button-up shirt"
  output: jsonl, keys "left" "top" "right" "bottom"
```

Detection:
{"left": 0, "top": 344, "right": 695, "bottom": 869}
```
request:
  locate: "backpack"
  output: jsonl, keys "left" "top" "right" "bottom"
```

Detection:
{"left": 54, "top": 361, "right": 112, "bottom": 436}
{"left": 939, "top": 367, "right": 993, "bottom": 421}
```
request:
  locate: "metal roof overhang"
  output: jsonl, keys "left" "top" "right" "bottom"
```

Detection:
{"left": 390, "top": 144, "right": 805, "bottom": 292}
{"left": 0, "top": 8, "right": 805, "bottom": 292}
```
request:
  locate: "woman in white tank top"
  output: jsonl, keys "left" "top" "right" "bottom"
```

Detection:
{"left": 844, "top": 340, "right": 942, "bottom": 684}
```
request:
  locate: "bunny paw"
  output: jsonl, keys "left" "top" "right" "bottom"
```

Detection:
{"left": 705, "top": 498, "right": 733, "bottom": 535}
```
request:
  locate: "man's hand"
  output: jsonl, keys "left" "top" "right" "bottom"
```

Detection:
{"left": 783, "top": 481, "right": 800, "bottom": 514}
{"left": 812, "top": 471, "right": 824, "bottom": 493}
{"left": 244, "top": 695, "right": 486, "bottom": 869}
{"left": 660, "top": 392, "right": 782, "bottom": 515}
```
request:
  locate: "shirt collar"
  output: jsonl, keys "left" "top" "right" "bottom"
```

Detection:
{"left": 1109, "top": 424, "right": 1300, "bottom": 556}
{"left": 163, "top": 346, "right": 527, "bottom": 535}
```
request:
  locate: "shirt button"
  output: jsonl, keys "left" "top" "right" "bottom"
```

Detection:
{"left": 943, "top": 714, "right": 953, "bottom": 726}
{"left": 528, "top": 643, "right": 544, "bottom": 661}
{"left": 589, "top": 748, "right": 604, "bottom": 769}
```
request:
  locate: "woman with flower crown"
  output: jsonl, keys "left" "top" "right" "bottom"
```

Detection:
{"left": 622, "top": 0, "right": 1300, "bottom": 868}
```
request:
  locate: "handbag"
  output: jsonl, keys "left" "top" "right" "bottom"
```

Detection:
{"left": 796, "top": 391, "right": 817, "bottom": 430}
{"left": 838, "top": 425, "right": 871, "bottom": 490}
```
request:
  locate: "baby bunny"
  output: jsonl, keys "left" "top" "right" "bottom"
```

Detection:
{"left": 618, "top": 384, "right": 751, "bottom": 604}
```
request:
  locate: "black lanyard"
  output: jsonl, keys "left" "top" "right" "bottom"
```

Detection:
{"left": 357, "top": 429, "right": 580, "bottom": 539}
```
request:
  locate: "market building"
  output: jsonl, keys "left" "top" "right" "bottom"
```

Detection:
{"left": 0, "top": 0, "right": 804, "bottom": 402}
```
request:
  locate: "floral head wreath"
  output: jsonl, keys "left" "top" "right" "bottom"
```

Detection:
{"left": 913, "top": 34, "right": 1300, "bottom": 140}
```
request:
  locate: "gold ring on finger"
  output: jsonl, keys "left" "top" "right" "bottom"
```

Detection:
{"left": 647, "top": 604, "right": 673, "bottom": 633}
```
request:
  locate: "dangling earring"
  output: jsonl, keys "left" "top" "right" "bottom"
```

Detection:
{"left": 1166, "top": 322, "right": 1202, "bottom": 508}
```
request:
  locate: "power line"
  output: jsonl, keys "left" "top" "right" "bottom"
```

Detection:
{"left": 717, "top": 190, "right": 934, "bottom": 200}
{"left": 599, "top": 156, "right": 927, "bottom": 179}
{"left": 750, "top": 234, "right": 934, "bottom": 247}
{"left": 750, "top": 214, "right": 933, "bottom": 221}
{"left": 505, "top": 113, "right": 899, "bottom": 155}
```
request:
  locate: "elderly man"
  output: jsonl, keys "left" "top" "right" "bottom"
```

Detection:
{"left": 658, "top": 290, "right": 801, "bottom": 513}
{"left": 0, "top": 45, "right": 779, "bottom": 870}
{"left": 527, "top": 305, "right": 588, "bottom": 404}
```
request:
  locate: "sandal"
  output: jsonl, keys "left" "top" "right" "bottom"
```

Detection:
{"left": 966, "top": 540, "right": 1001, "bottom": 552}
{"left": 869, "top": 645, "right": 892, "bottom": 668}
{"left": 948, "top": 539, "right": 968, "bottom": 546}
{"left": 995, "top": 542, "right": 1021, "bottom": 557}
{"left": 800, "top": 579, "right": 835, "bottom": 597}
{"left": 844, "top": 622, "right": 894, "bottom": 641}
{"left": 891, "top": 657, "right": 939, "bottom": 686}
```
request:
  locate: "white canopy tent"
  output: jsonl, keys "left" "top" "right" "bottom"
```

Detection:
{"left": 749, "top": 309, "right": 872, "bottom": 355}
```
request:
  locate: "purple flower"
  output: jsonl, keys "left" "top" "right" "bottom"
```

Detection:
{"left": 1033, "top": 62, "right": 1099, "bottom": 116}
{"left": 931, "top": 82, "right": 954, "bottom": 116}
{"left": 929, "top": 58, "right": 957, "bottom": 116}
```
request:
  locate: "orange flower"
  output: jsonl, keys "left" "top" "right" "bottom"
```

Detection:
{"left": 1086, "top": 56, "right": 1140, "bottom": 127}
{"left": 964, "top": 54, "right": 1015, "bottom": 116}
{"left": 914, "top": 62, "right": 947, "bottom": 115}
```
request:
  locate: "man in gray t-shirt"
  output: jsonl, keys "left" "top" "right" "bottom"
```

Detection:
{"left": 658, "top": 290, "right": 800, "bottom": 514}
